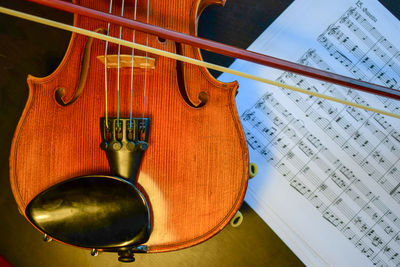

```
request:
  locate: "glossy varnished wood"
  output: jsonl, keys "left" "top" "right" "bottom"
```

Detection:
{"left": 9, "top": 0, "right": 248, "bottom": 252}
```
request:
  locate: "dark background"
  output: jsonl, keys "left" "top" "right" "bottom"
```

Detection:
{"left": 0, "top": 0, "right": 398, "bottom": 266}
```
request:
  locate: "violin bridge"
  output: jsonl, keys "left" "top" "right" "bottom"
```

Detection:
{"left": 97, "top": 55, "right": 156, "bottom": 69}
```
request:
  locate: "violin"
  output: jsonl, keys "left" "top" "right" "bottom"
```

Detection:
{"left": 2, "top": 0, "right": 399, "bottom": 263}
{"left": 8, "top": 0, "right": 249, "bottom": 262}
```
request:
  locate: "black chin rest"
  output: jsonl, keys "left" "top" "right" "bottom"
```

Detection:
{"left": 26, "top": 175, "right": 150, "bottom": 249}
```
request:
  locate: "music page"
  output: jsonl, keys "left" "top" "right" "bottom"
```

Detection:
{"left": 219, "top": 0, "right": 400, "bottom": 266}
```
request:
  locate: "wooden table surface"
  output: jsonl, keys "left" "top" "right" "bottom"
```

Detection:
{"left": 0, "top": 0, "right": 398, "bottom": 266}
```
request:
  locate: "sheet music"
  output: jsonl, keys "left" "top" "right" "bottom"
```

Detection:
{"left": 218, "top": 1, "right": 400, "bottom": 266}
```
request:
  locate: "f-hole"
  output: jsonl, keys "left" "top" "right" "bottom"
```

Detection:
{"left": 55, "top": 28, "right": 107, "bottom": 106}
{"left": 175, "top": 43, "right": 208, "bottom": 108}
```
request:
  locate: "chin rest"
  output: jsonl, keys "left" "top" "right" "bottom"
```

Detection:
{"left": 26, "top": 176, "right": 150, "bottom": 249}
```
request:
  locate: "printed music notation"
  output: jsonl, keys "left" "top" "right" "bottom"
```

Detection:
{"left": 220, "top": 0, "right": 400, "bottom": 266}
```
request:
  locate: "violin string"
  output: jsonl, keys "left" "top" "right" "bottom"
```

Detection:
{"left": 129, "top": 0, "right": 138, "bottom": 129}
{"left": 116, "top": 0, "right": 126, "bottom": 128}
{"left": 2, "top": 6, "right": 399, "bottom": 120}
{"left": 142, "top": 0, "right": 150, "bottom": 128}
{"left": 104, "top": 0, "right": 114, "bottom": 129}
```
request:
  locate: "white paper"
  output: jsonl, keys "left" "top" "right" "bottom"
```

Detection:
{"left": 219, "top": 1, "right": 400, "bottom": 266}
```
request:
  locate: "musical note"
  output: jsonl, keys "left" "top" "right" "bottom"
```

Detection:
{"left": 306, "top": 133, "right": 324, "bottom": 151}
{"left": 298, "top": 141, "right": 315, "bottom": 158}
{"left": 245, "top": 130, "right": 264, "bottom": 151}
{"left": 391, "top": 131, "right": 400, "bottom": 143}
{"left": 331, "top": 173, "right": 347, "bottom": 188}
{"left": 273, "top": 137, "right": 291, "bottom": 155}
{"left": 308, "top": 193, "right": 327, "bottom": 210}
{"left": 385, "top": 101, "right": 400, "bottom": 113}
{"left": 383, "top": 245, "right": 400, "bottom": 264}
{"left": 371, "top": 256, "right": 382, "bottom": 266}
{"left": 360, "top": 246, "right": 375, "bottom": 258}
{"left": 323, "top": 210, "right": 344, "bottom": 227}
{"left": 290, "top": 179, "right": 311, "bottom": 196}
{"left": 342, "top": 226, "right": 359, "bottom": 241}
{"left": 260, "top": 147, "right": 275, "bottom": 163}
{"left": 283, "top": 127, "right": 299, "bottom": 142}
{"left": 368, "top": 230, "right": 384, "bottom": 249}
{"left": 383, "top": 225, "right": 395, "bottom": 238}
{"left": 276, "top": 162, "right": 294, "bottom": 180}
{"left": 333, "top": 50, "right": 353, "bottom": 67}
{"left": 365, "top": 120, "right": 386, "bottom": 140}
{"left": 374, "top": 114, "right": 392, "bottom": 130}
{"left": 380, "top": 38, "right": 399, "bottom": 56}
{"left": 346, "top": 106, "right": 366, "bottom": 121}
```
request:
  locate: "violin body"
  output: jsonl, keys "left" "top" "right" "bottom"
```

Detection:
{"left": 9, "top": 0, "right": 248, "bottom": 255}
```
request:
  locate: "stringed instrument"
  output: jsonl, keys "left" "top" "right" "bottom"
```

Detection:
{"left": 8, "top": 0, "right": 248, "bottom": 262}
{"left": 2, "top": 0, "right": 399, "bottom": 263}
